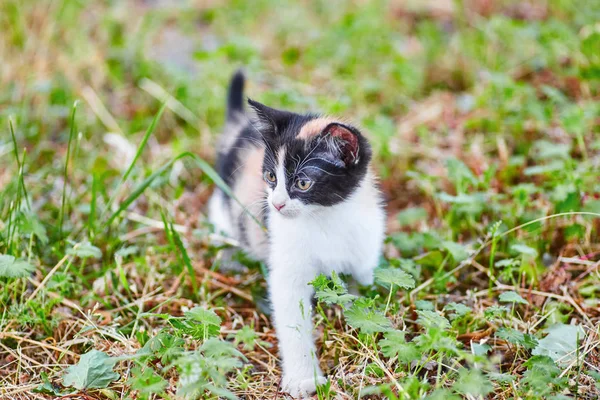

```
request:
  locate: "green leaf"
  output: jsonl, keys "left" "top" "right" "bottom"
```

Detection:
{"left": 471, "top": 342, "right": 491, "bottom": 356}
{"left": 137, "top": 332, "right": 184, "bottom": 364}
{"left": 231, "top": 325, "right": 264, "bottom": 351}
{"left": 0, "top": 255, "right": 35, "bottom": 278}
{"left": 453, "top": 368, "right": 493, "bottom": 396}
{"left": 445, "top": 302, "right": 471, "bottom": 319}
{"left": 415, "top": 250, "right": 444, "bottom": 267}
{"left": 424, "top": 389, "right": 461, "bottom": 400}
{"left": 378, "top": 331, "right": 419, "bottom": 363}
{"left": 365, "top": 363, "right": 385, "bottom": 378}
{"left": 115, "top": 246, "right": 139, "bottom": 258}
{"left": 416, "top": 310, "right": 450, "bottom": 329}
{"left": 484, "top": 305, "right": 509, "bottom": 319}
{"left": 522, "top": 356, "right": 565, "bottom": 395}
{"left": 127, "top": 366, "right": 167, "bottom": 396}
{"left": 396, "top": 207, "right": 427, "bottom": 226}
{"left": 495, "top": 258, "right": 519, "bottom": 268}
{"left": 185, "top": 307, "right": 221, "bottom": 326}
{"left": 511, "top": 243, "right": 538, "bottom": 257}
{"left": 499, "top": 291, "right": 529, "bottom": 305}
{"left": 446, "top": 157, "right": 477, "bottom": 188}
{"left": 34, "top": 373, "right": 64, "bottom": 396}
{"left": 176, "top": 339, "right": 243, "bottom": 400}
{"left": 415, "top": 300, "right": 435, "bottom": 311}
{"left": 532, "top": 324, "right": 584, "bottom": 367}
{"left": 374, "top": 267, "right": 415, "bottom": 289}
{"left": 488, "top": 372, "right": 516, "bottom": 384}
{"left": 62, "top": 350, "right": 119, "bottom": 390}
{"left": 441, "top": 241, "right": 469, "bottom": 262}
{"left": 496, "top": 328, "right": 538, "bottom": 349}
{"left": 228, "top": 326, "right": 272, "bottom": 352}
{"left": 200, "top": 338, "right": 245, "bottom": 360}
{"left": 18, "top": 212, "right": 48, "bottom": 244}
{"left": 310, "top": 272, "right": 356, "bottom": 307}
{"left": 345, "top": 303, "right": 392, "bottom": 334}
{"left": 183, "top": 307, "right": 222, "bottom": 339}
{"left": 67, "top": 243, "right": 102, "bottom": 259}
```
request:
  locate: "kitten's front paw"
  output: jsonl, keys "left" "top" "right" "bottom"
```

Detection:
{"left": 282, "top": 375, "right": 327, "bottom": 399}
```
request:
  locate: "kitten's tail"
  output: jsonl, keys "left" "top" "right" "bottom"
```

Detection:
{"left": 226, "top": 69, "right": 245, "bottom": 121}
{"left": 216, "top": 70, "right": 246, "bottom": 156}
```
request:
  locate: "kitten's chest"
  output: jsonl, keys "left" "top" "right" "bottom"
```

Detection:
{"left": 269, "top": 206, "right": 381, "bottom": 269}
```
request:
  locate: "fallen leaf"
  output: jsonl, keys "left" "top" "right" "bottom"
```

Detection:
{"left": 62, "top": 350, "right": 119, "bottom": 390}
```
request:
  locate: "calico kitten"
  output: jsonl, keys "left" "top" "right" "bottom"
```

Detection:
{"left": 208, "top": 71, "right": 386, "bottom": 398}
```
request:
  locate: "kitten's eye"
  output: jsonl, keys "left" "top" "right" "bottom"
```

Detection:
{"left": 296, "top": 178, "right": 313, "bottom": 191}
{"left": 264, "top": 170, "right": 276, "bottom": 183}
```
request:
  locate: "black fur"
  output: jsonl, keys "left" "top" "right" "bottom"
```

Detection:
{"left": 216, "top": 125, "right": 261, "bottom": 188}
{"left": 226, "top": 69, "right": 245, "bottom": 120}
{"left": 215, "top": 72, "right": 261, "bottom": 188}
{"left": 249, "top": 100, "right": 371, "bottom": 207}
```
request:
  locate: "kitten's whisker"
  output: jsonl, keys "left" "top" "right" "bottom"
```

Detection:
{"left": 295, "top": 134, "right": 329, "bottom": 173}
{"left": 298, "top": 166, "right": 343, "bottom": 176}
{"left": 299, "top": 156, "right": 340, "bottom": 167}
{"left": 297, "top": 171, "right": 310, "bottom": 181}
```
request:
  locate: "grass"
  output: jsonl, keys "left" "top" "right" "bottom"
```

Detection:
{"left": 1, "top": 0, "right": 599, "bottom": 399}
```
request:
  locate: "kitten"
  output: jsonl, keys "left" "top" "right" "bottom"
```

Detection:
{"left": 208, "top": 71, "right": 386, "bottom": 398}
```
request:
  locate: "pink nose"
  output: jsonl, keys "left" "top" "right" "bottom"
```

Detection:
{"left": 273, "top": 202, "right": 286, "bottom": 211}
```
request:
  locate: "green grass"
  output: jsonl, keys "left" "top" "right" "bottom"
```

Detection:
{"left": 1, "top": 0, "right": 600, "bottom": 399}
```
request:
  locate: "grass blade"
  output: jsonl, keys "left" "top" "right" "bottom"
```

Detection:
{"left": 59, "top": 101, "right": 79, "bottom": 237}
{"left": 105, "top": 157, "right": 176, "bottom": 227}
{"left": 170, "top": 221, "right": 198, "bottom": 296}
{"left": 9, "top": 118, "right": 30, "bottom": 210}
{"left": 105, "top": 152, "right": 264, "bottom": 230}
{"left": 88, "top": 174, "right": 98, "bottom": 239}
{"left": 103, "top": 102, "right": 167, "bottom": 217}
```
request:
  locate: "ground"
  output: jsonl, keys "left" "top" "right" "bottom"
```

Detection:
{"left": 0, "top": 0, "right": 599, "bottom": 399}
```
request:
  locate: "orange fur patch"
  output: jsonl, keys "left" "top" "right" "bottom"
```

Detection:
{"left": 233, "top": 146, "right": 266, "bottom": 208}
{"left": 297, "top": 117, "right": 336, "bottom": 140}
{"left": 231, "top": 146, "right": 269, "bottom": 259}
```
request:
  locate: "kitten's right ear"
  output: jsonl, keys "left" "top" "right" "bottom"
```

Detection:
{"left": 247, "top": 99, "right": 292, "bottom": 136}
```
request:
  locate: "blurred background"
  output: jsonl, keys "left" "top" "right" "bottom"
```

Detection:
{"left": 1, "top": 1, "right": 599, "bottom": 219}
{"left": 1, "top": 0, "right": 599, "bottom": 399}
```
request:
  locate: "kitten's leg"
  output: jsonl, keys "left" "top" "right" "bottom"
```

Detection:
{"left": 351, "top": 244, "right": 380, "bottom": 286}
{"left": 269, "top": 264, "right": 326, "bottom": 398}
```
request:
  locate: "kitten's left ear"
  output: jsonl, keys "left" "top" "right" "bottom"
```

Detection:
{"left": 247, "top": 99, "right": 294, "bottom": 135}
{"left": 322, "top": 123, "right": 361, "bottom": 167}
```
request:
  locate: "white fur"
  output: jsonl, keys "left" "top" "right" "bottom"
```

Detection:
{"left": 266, "top": 149, "right": 385, "bottom": 397}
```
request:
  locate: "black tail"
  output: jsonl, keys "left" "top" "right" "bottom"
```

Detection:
{"left": 226, "top": 69, "right": 245, "bottom": 121}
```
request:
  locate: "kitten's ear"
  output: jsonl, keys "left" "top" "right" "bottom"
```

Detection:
{"left": 247, "top": 99, "right": 293, "bottom": 135}
{"left": 322, "top": 123, "right": 360, "bottom": 167}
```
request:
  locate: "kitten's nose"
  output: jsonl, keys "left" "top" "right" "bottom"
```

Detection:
{"left": 272, "top": 201, "right": 286, "bottom": 211}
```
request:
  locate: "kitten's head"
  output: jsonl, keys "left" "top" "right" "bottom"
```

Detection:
{"left": 249, "top": 99, "right": 372, "bottom": 219}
